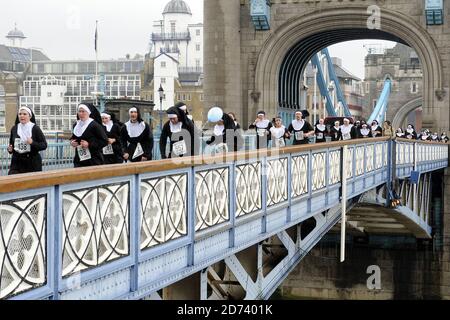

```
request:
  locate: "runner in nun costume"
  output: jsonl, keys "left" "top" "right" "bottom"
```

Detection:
{"left": 70, "top": 103, "right": 108, "bottom": 167}
{"left": 249, "top": 110, "right": 273, "bottom": 149}
{"left": 358, "top": 123, "right": 372, "bottom": 139}
{"left": 405, "top": 124, "right": 417, "bottom": 140}
{"left": 205, "top": 106, "right": 236, "bottom": 154}
{"left": 270, "top": 116, "right": 290, "bottom": 148}
{"left": 370, "top": 120, "right": 383, "bottom": 137}
{"left": 160, "top": 106, "right": 195, "bottom": 159}
{"left": 101, "top": 111, "right": 123, "bottom": 164}
{"left": 340, "top": 118, "right": 357, "bottom": 141}
{"left": 121, "top": 106, "right": 153, "bottom": 162}
{"left": 314, "top": 118, "right": 327, "bottom": 143}
{"left": 330, "top": 121, "right": 342, "bottom": 142}
{"left": 7, "top": 106, "right": 47, "bottom": 175}
{"left": 288, "top": 110, "right": 314, "bottom": 145}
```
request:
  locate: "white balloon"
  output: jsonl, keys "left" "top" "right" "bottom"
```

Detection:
{"left": 207, "top": 107, "right": 223, "bottom": 123}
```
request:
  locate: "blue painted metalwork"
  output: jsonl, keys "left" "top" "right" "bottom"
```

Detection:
{"left": 322, "top": 48, "right": 352, "bottom": 117}
{"left": 368, "top": 79, "right": 391, "bottom": 124}
{"left": 0, "top": 138, "right": 447, "bottom": 300}
{"left": 311, "top": 54, "right": 337, "bottom": 117}
{"left": 250, "top": 0, "right": 271, "bottom": 30}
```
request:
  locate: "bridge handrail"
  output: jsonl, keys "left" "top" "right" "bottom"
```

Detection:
{"left": 0, "top": 137, "right": 390, "bottom": 194}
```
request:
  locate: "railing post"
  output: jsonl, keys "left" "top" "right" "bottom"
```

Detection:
{"left": 340, "top": 145, "right": 348, "bottom": 263}
{"left": 130, "top": 174, "right": 140, "bottom": 292}
{"left": 52, "top": 185, "right": 62, "bottom": 300}
{"left": 385, "top": 139, "right": 394, "bottom": 207}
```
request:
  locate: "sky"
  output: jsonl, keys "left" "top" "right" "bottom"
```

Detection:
{"left": 0, "top": 0, "right": 203, "bottom": 60}
{"left": 0, "top": 0, "right": 395, "bottom": 79}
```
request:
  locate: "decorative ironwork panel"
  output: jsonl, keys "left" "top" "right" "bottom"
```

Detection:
{"left": 292, "top": 154, "right": 309, "bottom": 197}
{"left": 375, "top": 144, "right": 383, "bottom": 169}
{"left": 312, "top": 153, "right": 326, "bottom": 191}
{"left": 328, "top": 150, "right": 341, "bottom": 186}
{"left": 62, "top": 183, "right": 129, "bottom": 277}
{"left": 267, "top": 158, "right": 288, "bottom": 206}
{"left": 141, "top": 174, "right": 188, "bottom": 249}
{"left": 346, "top": 147, "right": 354, "bottom": 179}
{"left": 236, "top": 162, "right": 262, "bottom": 217}
{"left": 195, "top": 168, "right": 229, "bottom": 231}
{"left": 355, "top": 146, "right": 365, "bottom": 176}
{"left": 0, "top": 196, "right": 46, "bottom": 299}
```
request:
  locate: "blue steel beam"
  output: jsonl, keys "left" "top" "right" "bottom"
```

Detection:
{"left": 311, "top": 54, "right": 337, "bottom": 117}
{"left": 368, "top": 79, "right": 391, "bottom": 124}
{"left": 322, "top": 48, "right": 352, "bottom": 117}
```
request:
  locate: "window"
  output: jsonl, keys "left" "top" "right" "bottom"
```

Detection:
{"left": 196, "top": 44, "right": 201, "bottom": 51}
{"left": 196, "top": 29, "right": 201, "bottom": 36}
{"left": 161, "top": 61, "right": 166, "bottom": 68}
{"left": 200, "top": 94, "right": 204, "bottom": 101}
{"left": 171, "top": 22, "right": 176, "bottom": 34}
{"left": 47, "top": 92, "right": 52, "bottom": 97}
{"left": 196, "top": 59, "right": 201, "bottom": 68}
{"left": 411, "top": 82, "right": 418, "bottom": 94}
{"left": 372, "top": 100, "right": 377, "bottom": 109}
{"left": 161, "top": 78, "right": 166, "bottom": 84}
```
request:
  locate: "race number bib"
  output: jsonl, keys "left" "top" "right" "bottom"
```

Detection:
{"left": 343, "top": 133, "right": 351, "bottom": 141}
{"left": 14, "top": 138, "right": 31, "bottom": 154}
{"left": 257, "top": 128, "right": 266, "bottom": 137}
{"left": 295, "top": 131, "right": 304, "bottom": 141}
{"left": 275, "top": 138, "right": 285, "bottom": 148}
{"left": 173, "top": 140, "right": 187, "bottom": 157}
{"left": 102, "top": 144, "right": 114, "bottom": 155}
{"left": 77, "top": 146, "right": 92, "bottom": 161}
{"left": 317, "top": 133, "right": 324, "bottom": 140}
{"left": 214, "top": 143, "right": 228, "bottom": 154}
{"left": 132, "top": 143, "right": 144, "bottom": 159}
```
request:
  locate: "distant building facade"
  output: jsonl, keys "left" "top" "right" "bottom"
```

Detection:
{"left": 364, "top": 43, "right": 423, "bottom": 128}
{"left": 20, "top": 59, "right": 144, "bottom": 132}
{"left": 299, "top": 58, "right": 365, "bottom": 122}
{"left": 0, "top": 25, "right": 49, "bottom": 132}
{"left": 146, "top": 0, "right": 204, "bottom": 117}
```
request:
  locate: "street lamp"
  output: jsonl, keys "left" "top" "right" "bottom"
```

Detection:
{"left": 158, "top": 84, "right": 164, "bottom": 133}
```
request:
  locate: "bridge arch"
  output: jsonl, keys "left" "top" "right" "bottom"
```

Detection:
{"left": 392, "top": 97, "right": 423, "bottom": 129}
{"left": 254, "top": 7, "right": 443, "bottom": 120}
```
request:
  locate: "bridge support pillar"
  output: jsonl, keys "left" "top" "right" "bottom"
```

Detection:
{"left": 203, "top": 0, "right": 242, "bottom": 123}
{"left": 162, "top": 273, "right": 200, "bottom": 300}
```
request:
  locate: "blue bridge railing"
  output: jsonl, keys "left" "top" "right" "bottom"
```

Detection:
{"left": 0, "top": 137, "right": 447, "bottom": 300}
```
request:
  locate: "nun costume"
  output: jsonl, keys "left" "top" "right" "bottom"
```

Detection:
{"left": 160, "top": 106, "right": 196, "bottom": 159}
{"left": 101, "top": 111, "right": 123, "bottom": 164}
{"left": 121, "top": 106, "right": 153, "bottom": 162}
{"left": 7, "top": 106, "right": 47, "bottom": 175}
{"left": 70, "top": 103, "right": 108, "bottom": 167}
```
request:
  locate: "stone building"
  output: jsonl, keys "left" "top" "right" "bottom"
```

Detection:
{"left": 364, "top": 43, "right": 423, "bottom": 129}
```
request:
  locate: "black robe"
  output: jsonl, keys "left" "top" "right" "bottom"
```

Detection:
{"left": 8, "top": 125, "right": 47, "bottom": 175}
{"left": 103, "top": 123, "right": 123, "bottom": 165}
{"left": 371, "top": 126, "right": 383, "bottom": 137}
{"left": 329, "top": 126, "right": 342, "bottom": 142}
{"left": 249, "top": 120, "right": 273, "bottom": 149}
{"left": 71, "top": 121, "right": 108, "bottom": 167}
{"left": 121, "top": 122, "right": 153, "bottom": 162}
{"left": 405, "top": 130, "right": 417, "bottom": 140}
{"left": 159, "top": 121, "right": 195, "bottom": 159}
{"left": 288, "top": 120, "right": 314, "bottom": 145}
{"left": 315, "top": 125, "right": 327, "bottom": 143}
